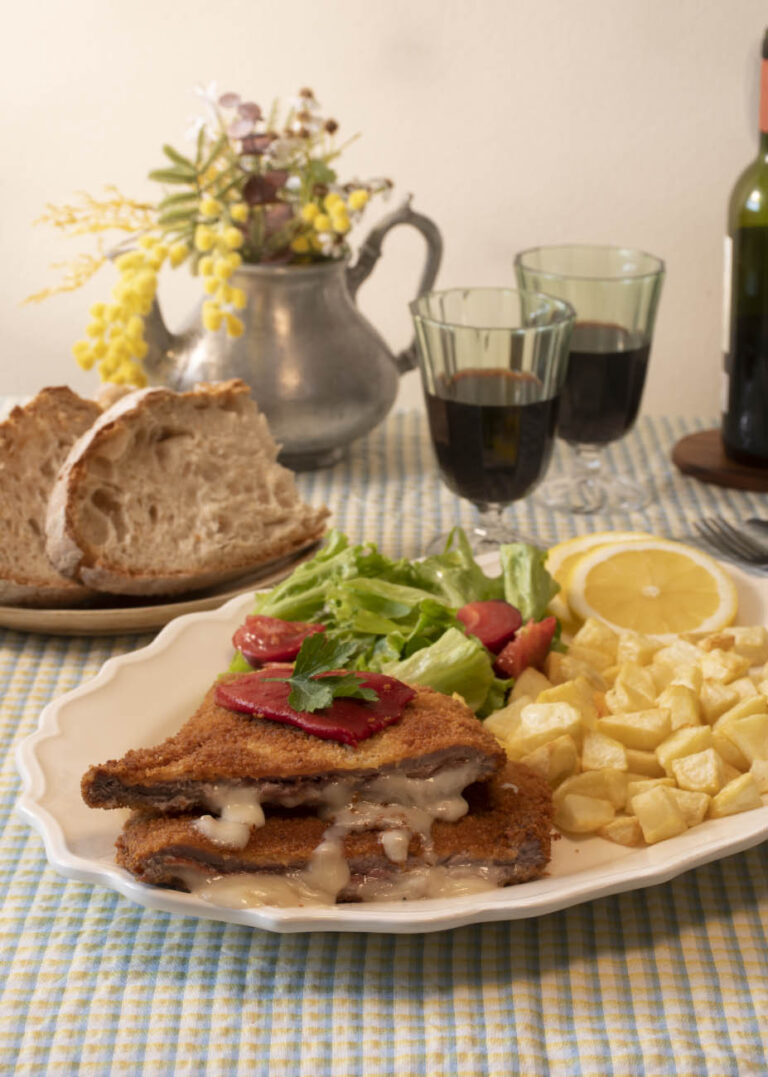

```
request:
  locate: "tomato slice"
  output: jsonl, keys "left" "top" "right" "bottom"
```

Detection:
{"left": 215, "top": 669, "right": 416, "bottom": 745}
{"left": 494, "top": 617, "right": 557, "bottom": 679}
{"left": 456, "top": 600, "right": 523, "bottom": 653}
{"left": 233, "top": 615, "right": 326, "bottom": 665}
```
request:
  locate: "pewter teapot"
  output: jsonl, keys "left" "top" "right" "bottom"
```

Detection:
{"left": 141, "top": 198, "right": 442, "bottom": 469}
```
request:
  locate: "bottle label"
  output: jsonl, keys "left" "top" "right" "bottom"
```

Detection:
{"left": 722, "top": 235, "right": 733, "bottom": 355}
{"left": 761, "top": 59, "right": 768, "bottom": 133}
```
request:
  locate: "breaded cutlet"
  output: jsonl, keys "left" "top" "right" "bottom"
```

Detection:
{"left": 82, "top": 681, "right": 506, "bottom": 813}
{"left": 115, "top": 761, "right": 554, "bottom": 900}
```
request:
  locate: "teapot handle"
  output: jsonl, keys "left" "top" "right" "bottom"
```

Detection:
{"left": 346, "top": 196, "right": 443, "bottom": 373}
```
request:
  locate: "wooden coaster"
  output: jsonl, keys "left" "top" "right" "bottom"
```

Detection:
{"left": 672, "top": 428, "right": 768, "bottom": 491}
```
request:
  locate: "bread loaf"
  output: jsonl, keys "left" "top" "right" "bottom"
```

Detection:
{"left": 45, "top": 380, "right": 329, "bottom": 596}
{"left": 0, "top": 387, "right": 101, "bottom": 606}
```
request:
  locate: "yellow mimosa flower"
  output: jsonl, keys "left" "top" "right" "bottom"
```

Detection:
{"left": 203, "top": 276, "right": 219, "bottom": 295}
{"left": 86, "top": 320, "right": 105, "bottom": 338}
{"left": 200, "top": 196, "right": 221, "bottom": 217}
{"left": 72, "top": 340, "right": 94, "bottom": 368}
{"left": 301, "top": 203, "right": 319, "bottom": 223}
{"left": 313, "top": 213, "right": 331, "bottom": 232}
{"left": 324, "top": 192, "right": 343, "bottom": 211}
{"left": 225, "top": 252, "right": 243, "bottom": 272}
{"left": 230, "top": 287, "right": 246, "bottom": 309}
{"left": 194, "top": 225, "right": 216, "bottom": 253}
{"left": 89, "top": 302, "right": 106, "bottom": 319}
{"left": 169, "top": 241, "right": 189, "bottom": 268}
{"left": 225, "top": 313, "right": 244, "bottom": 338}
{"left": 331, "top": 212, "right": 350, "bottom": 235}
{"left": 202, "top": 301, "right": 223, "bottom": 332}
{"left": 199, "top": 255, "right": 215, "bottom": 276}
{"left": 291, "top": 236, "right": 310, "bottom": 253}
{"left": 214, "top": 258, "right": 232, "bottom": 281}
{"left": 230, "top": 203, "right": 249, "bottom": 223}
{"left": 222, "top": 226, "right": 244, "bottom": 250}
{"left": 348, "top": 189, "right": 369, "bottom": 211}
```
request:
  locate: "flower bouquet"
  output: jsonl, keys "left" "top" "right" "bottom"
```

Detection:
{"left": 29, "top": 86, "right": 391, "bottom": 387}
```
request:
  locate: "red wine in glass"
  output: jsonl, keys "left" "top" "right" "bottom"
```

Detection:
{"left": 424, "top": 369, "right": 560, "bottom": 505}
{"left": 558, "top": 321, "right": 651, "bottom": 445}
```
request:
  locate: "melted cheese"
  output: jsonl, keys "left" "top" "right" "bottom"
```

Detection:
{"left": 184, "top": 760, "right": 493, "bottom": 906}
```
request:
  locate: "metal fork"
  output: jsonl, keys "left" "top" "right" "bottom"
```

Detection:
{"left": 694, "top": 516, "right": 768, "bottom": 565}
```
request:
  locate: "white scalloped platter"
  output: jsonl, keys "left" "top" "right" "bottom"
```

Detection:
{"left": 15, "top": 554, "right": 768, "bottom": 934}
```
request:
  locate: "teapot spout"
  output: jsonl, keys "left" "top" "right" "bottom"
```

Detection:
{"left": 141, "top": 296, "right": 182, "bottom": 386}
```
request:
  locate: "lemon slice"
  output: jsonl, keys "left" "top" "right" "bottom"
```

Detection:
{"left": 546, "top": 531, "right": 655, "bottom": 632}
{"left": 566, "top": 539, "right": 739, "bottom": 638}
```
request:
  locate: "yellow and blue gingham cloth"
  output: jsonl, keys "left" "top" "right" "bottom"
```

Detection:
{"left": 4, "top": 411, "right": 768, "bottom": 1075}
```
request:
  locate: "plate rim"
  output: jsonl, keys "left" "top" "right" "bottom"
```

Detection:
{"left": 15, "top": 554, "right": 768, "bottom": 933}
{"left": 0, "top": 541, "right": 320, "bottom": 636}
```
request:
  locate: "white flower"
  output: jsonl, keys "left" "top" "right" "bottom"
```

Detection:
{"left": 185, "top": 80, "right": 221, "bottom": 141}
{"left": 284, "top": 175, "right": 302, "bottom": 192}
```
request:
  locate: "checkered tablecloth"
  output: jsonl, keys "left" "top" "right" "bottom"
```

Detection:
{"left": 4, "top": 411, "right": 768, "bottom": 1076}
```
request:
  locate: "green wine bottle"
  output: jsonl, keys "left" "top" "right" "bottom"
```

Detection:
{"left": 722, "top": 28, "right": 768, "bottom": 465}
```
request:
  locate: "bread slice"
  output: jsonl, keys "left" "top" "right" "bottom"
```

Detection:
{"left": 0, "top": 386, "right": 101, "bottom": 607}
{"left": 46, "top": 380, "right": 329, "bottom": 596}
{"left": 81, "top": 682, "right": 506, "bottom": 813}
{"left": 114, "top": 762, "right": 554, "bottom": 902}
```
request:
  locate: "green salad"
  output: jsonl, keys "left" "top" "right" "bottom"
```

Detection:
{"left": 229, "top": 528, "right": 560, "bottom": 716}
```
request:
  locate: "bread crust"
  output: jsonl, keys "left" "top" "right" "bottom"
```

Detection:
{"left": 0, "top": 386, "right": 101, "bottom": 607}
{"left": 45, "top": 380, "right": 329, "bottom": 596}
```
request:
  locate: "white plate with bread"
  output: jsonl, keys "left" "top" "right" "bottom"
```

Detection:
{"left": 0, "top": 381, "right": 328, "bottom": 635}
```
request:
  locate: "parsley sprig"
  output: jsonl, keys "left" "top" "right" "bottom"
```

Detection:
{"left": 271, "top": 634, "right": 380, "bottom": 713}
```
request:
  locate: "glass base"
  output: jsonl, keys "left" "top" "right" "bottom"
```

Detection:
{"left": 536, "top": 472, "right": 650, "bottom": 514}
{"left": 425, "top": 517, "right": 539, "bottom": 556}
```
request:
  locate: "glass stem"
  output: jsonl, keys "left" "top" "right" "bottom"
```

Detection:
{"left": 569, "top": 444, "right": 607, "bottom": 512}
{"left": 474, "top": 503, "right": 506, "bottom": 542}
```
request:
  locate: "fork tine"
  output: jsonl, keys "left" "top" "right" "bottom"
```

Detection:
{"left": 694, "top": 520, "right": 745, "bottom": 559}
{"left": 695, "top": 518, "right": 768, "bottom": 564}
{"left": 712, "top": 518, "right": 768, "bottom": 558}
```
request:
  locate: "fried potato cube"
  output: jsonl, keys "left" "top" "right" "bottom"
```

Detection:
{"left": 624, "top": 748, "right": 666, "bottom": 778}
{"left": 656, "top": 726, "right": 714, "bottom": 775}
{"left": 655, "top": 684, "right": 701, "bottom": 731}
{"left": 750, "top": 760, "right": 768, "bottom": 793}
{"left": 598, "top": 814, "right": 644, "bottom": 847}
{"left": 626, "top": 777, "right": 675, "bottom": 801}
{"left": 581, "top": 730, "right": 628, "bottom": 772}
{"left": 553, "top": 769, "right": 628, "bottom": 810}
{"left": 654, "top": 640, "right": 704, "bottom": 667}
{"left": 555, "top": 793, "right": 615, "bottom": 833}
{"left": 730, "top": 677, "right": 759, "bottom": 701}
{"left": 536, "top": 676, "right": 599, "bottom": 729}
{"left": 616, "top": 630, "right": 662, "bottom": 666}
{"left": 610, "top": 662, "right": 657, "bottom": 705}
{"left": 709, "top": 773, "right": 763, "bottom": 818}
{"left": 632, "top": 786, "right": 688, "bottom": 843}
{"left": 719, "top": 626, "right": 768, "bottom": 664}
{"left": 483, "top": 695, "right": 532, "bottom": 742}
{"left": 718, "top": 712, "right": 768, "bottom": 765}
{"left": 667, "top": 788, "right": 710, "bottom": 827}
{"left": 545, "top": 652, "right": 605, "bottom": 690}
{"left": 699, "top": 681, "right": 741, "bottom": 724}
{"left": 506, "top": 701, "right": 582, "bottom": 757}
{"left": 598, "top": 708, "right": 671, "bottom": 751}
{"left": 571, "top": 618, "right": 619, "bottom": 660}
{"left": 711, "top": 728, "right": 750, "bottom": 772}
{"left": 567, "top": 644, "right": 616, "bottom": 674}
{"left": 671, "top": 748, "right": 727, "bottom": 795}
{"left": 669, "top": 664, "right": 703, "bottom": 695}
{"left": 713, "top": 695, "right": 768, "bottom": 730}
{"left": 520, "top": 734, "right": 579, "bottom": 788}
{"left": 511, "top": 667, "right": 552, "bottom": 701}
{"left": 699, "top": 648, "right": 751, "bottom": 685}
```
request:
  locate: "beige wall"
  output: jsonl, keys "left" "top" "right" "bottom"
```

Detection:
{"left": 3, "top": 0, "right": 766, "bottom": 415}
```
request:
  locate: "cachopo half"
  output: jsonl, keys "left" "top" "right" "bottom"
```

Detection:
{"left": 566, "top": 539, "right": 738, "bottom": 638}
